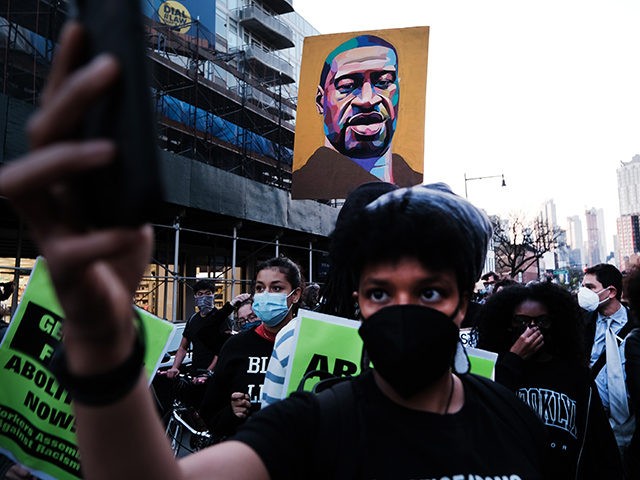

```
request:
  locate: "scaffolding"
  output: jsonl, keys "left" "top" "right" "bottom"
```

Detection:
{"left": 0, "top": 0, "right": 297, "bottom": 186}
{"left": 144, "top": 9, "right": 296, "bottom": 189}
{"left": 0, "top": 0, "right": 332, "bottom": 322}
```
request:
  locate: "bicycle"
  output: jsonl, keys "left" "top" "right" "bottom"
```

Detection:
{"left": 156, "top": 371, "right": 216, "bottom": 457}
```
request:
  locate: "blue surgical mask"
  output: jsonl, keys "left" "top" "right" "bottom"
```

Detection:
{"left": 241, "top": 320, "right": 262, "bottom": 331}
{"left": 253, "top": 291, "right": 295, "bottom": 327}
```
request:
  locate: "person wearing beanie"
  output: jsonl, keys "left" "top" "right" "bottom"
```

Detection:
{"left": 261, "top": 181, "right": 398, "bottom": 408}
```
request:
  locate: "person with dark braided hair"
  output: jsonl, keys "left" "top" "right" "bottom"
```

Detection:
{"left": 0, "top": 24, "right": 550, "bottom": 477}
{"left": 476, "top": 282, "right": 622, "bottom": 479}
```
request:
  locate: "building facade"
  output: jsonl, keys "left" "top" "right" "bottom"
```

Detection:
{"left": 585, "top": 208, "right": 606, "bottom": 267}
{"left": 618, "top": 154, "right": 640, "bottom": 216}
{"left": 566, "top": 215, "right": 583, "bottom": 268}
{"left": 0, "top": 0, "right": 339, "bottom": 322}
{"left": 616, "top": 154, "right": 640, "bottom": 270}
{"left": 617, "top": 215, "right": 640, "bottom": 271}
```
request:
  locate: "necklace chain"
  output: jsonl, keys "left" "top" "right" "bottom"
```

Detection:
{"left": 444, "top": 374, "right": 455, "bottom": 414}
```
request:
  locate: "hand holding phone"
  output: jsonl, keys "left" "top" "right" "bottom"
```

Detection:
{"left": 70, "top": 0, "right": 164, "bottom": 227}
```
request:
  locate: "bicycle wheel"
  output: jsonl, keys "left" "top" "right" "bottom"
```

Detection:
{"left": 165, "top": 415, "right": 183, "bottom": 456}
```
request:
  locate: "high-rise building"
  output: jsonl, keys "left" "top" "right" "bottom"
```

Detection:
{"left": 585, "top": 208, "right": 606, "bottom": 266}
{"left": 541, "top": 199, "right": 558, "bottom": 228}
{"left": 566, "top": 215, "right": 583, "bottom": 268}
{"left": 616, "top": 153, "right": 640, "bottom": 270}
{"left": 539, "top": 200, "right": 559, "bottom": 271}
{"left": 617, "top": 154, "right": 640, "bottom": 215}
{"left": 617, "top": 215, "right": 640, "bottom": 271}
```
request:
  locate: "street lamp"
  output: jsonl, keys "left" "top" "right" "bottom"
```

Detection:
{"left": 464, "top": 173, "right": 506, "bottom": 199}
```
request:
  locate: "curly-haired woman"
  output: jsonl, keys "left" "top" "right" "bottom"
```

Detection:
{"left": 477, "top": 282, "right": 622, "bottom": 479}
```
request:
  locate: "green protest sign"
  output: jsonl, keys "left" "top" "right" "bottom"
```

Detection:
{"left": 459, "top": 327, "right": 498, "bottom": 379}
{"left": 284, "top": 310, "right": 499, "bottom": 397}
{"left": 284, "top": 310, "right": 362, "bottom": 396}
{"left": 466, "top": 347, "right": 498, "bottom": 380}
{"left": 0, "top": 257, "right": 175, "bottom": 480}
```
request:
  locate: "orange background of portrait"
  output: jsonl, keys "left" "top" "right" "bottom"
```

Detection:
{"left": 292, "top": 26, "right": 429, "bottom": 176}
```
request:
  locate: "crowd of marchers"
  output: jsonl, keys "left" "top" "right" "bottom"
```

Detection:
{"left": 3, "top": 18, "right": 640, "bottom": 480}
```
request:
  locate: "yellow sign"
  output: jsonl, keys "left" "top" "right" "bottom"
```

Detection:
{"left": 158, "top": 1, "right": 192, "bottom": 34}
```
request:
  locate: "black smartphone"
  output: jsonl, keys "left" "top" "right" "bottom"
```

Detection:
{"left": 70, "top": 0, "right": 164, "bottom": 227}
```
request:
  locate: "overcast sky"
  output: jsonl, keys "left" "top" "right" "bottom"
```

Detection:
{"left": 294, "top": 0, "right": 640, "bottom": 252}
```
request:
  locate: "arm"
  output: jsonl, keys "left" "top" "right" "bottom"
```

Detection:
{"left": 191, "top": 354, "right": 218, "bottom": 384}
{"left": 261, "top": 350, "right": 285, "bottom": 409}
{"left": 207, "top": 355, "right": 218, "bottom": 372}
{"left": 198, "top": 294, "right": 251, "bottom": 351}
{"left": 0, "top": 21, "right": 265, "bottom": 480}
{"left": 166, "top": 336, "right": 190, "bottom": 379}
{"left": 261, "top": 322, "right": 296, "bottom": 408}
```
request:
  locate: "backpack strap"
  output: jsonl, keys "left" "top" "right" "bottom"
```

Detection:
{"left": 314, "top": 379, "right": 365, "bottom": 479}
{"left": 591, "top": 320, "right": 634, "bottom": 379}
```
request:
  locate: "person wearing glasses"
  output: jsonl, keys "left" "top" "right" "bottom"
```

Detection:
{"left": 476, "top": 282, "right": 622, "bottom": 479}
{"left": 0, "top": 23, "right": 550, "bottom": 479}
{"left": 234, "top": 298, "right": 260, "bottom": 333}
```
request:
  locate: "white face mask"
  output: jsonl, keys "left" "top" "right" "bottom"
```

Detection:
{"left": 577, "top": 286, "right": 608, "bottom": 312}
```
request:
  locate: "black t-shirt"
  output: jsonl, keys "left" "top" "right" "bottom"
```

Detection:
{"left": 233, "top": 371, "right": 547, "bottom": 479}
{"left": 183, "top": 304, "right": 233, "bottom": 370}
{"left": 199, "top": 328, "right": 273, "bottom": 438}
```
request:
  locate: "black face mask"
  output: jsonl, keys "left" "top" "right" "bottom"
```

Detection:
{"left": 358, "top": 304, "right": 460, "bottom": 399}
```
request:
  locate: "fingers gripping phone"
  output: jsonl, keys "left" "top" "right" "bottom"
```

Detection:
{"left": 70, "top": 0, "right": 164, "bottom": 227}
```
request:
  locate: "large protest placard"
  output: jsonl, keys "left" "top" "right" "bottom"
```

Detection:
{"left": 285, "top": 310, "right": 499, "bottom": 397}
{"left": 0, "top": 257, "right": 175, "bottom": 480}
{"left": 283, "top": 310, "right": 362, "bottom": 396}
{"left": 291, "top": 26, "right": 428, "bottom": 200}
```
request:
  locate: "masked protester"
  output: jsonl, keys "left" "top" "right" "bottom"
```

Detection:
{"left": 234, "top": 299, "right": 260, "bottom": 333}
{"left": 199, "top": 257, "right": 302, "bottom": 440}
{"left": 476, "top": 282, "right": 623, "bottom": 479}
{"left": 261, "top": 181, "right": 399, "bottom": 409}
{"left": 0, "top": 32, "right": 551, "bottom": 479}
{"left": 579, "top": 263, "right": 637, "bottom": 454}
{"left": 228, "top": 183, "right": 549, "bottom": 478}
{"left": 153, "top": 281, "right": 250, "bottom": 414}
{"left": 164, "top": 281, "right": 250, "bottom": 381}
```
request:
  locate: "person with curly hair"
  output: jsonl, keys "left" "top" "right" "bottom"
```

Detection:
{"left": 0, "top": 24, "right": 550, "bottom": 479}
{"left": 476, "top": 282, "right": 622, "bottom": 479}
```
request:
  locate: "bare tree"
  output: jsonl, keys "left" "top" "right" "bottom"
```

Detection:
{"left": 491, "top": 213, "right": 564, "bottom": 279}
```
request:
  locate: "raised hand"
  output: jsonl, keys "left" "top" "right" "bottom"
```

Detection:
{"left": 0, "top": 22, "right": 153, "bottom": 375}
{"left": 509, "top": 326, "right": 544, "bottom": 360}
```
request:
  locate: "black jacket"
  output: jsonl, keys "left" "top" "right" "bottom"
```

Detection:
{"left": 496, "top": 352, "right": 623, "bottom": 479}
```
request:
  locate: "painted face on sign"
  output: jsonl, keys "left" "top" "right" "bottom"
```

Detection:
{"left": 316, "top": 45, "right": 399, "bottom": 159}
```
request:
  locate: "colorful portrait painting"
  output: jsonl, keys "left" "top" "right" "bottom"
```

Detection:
{"left": 292, "top": 27, "right": 429, "bottom": 200}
